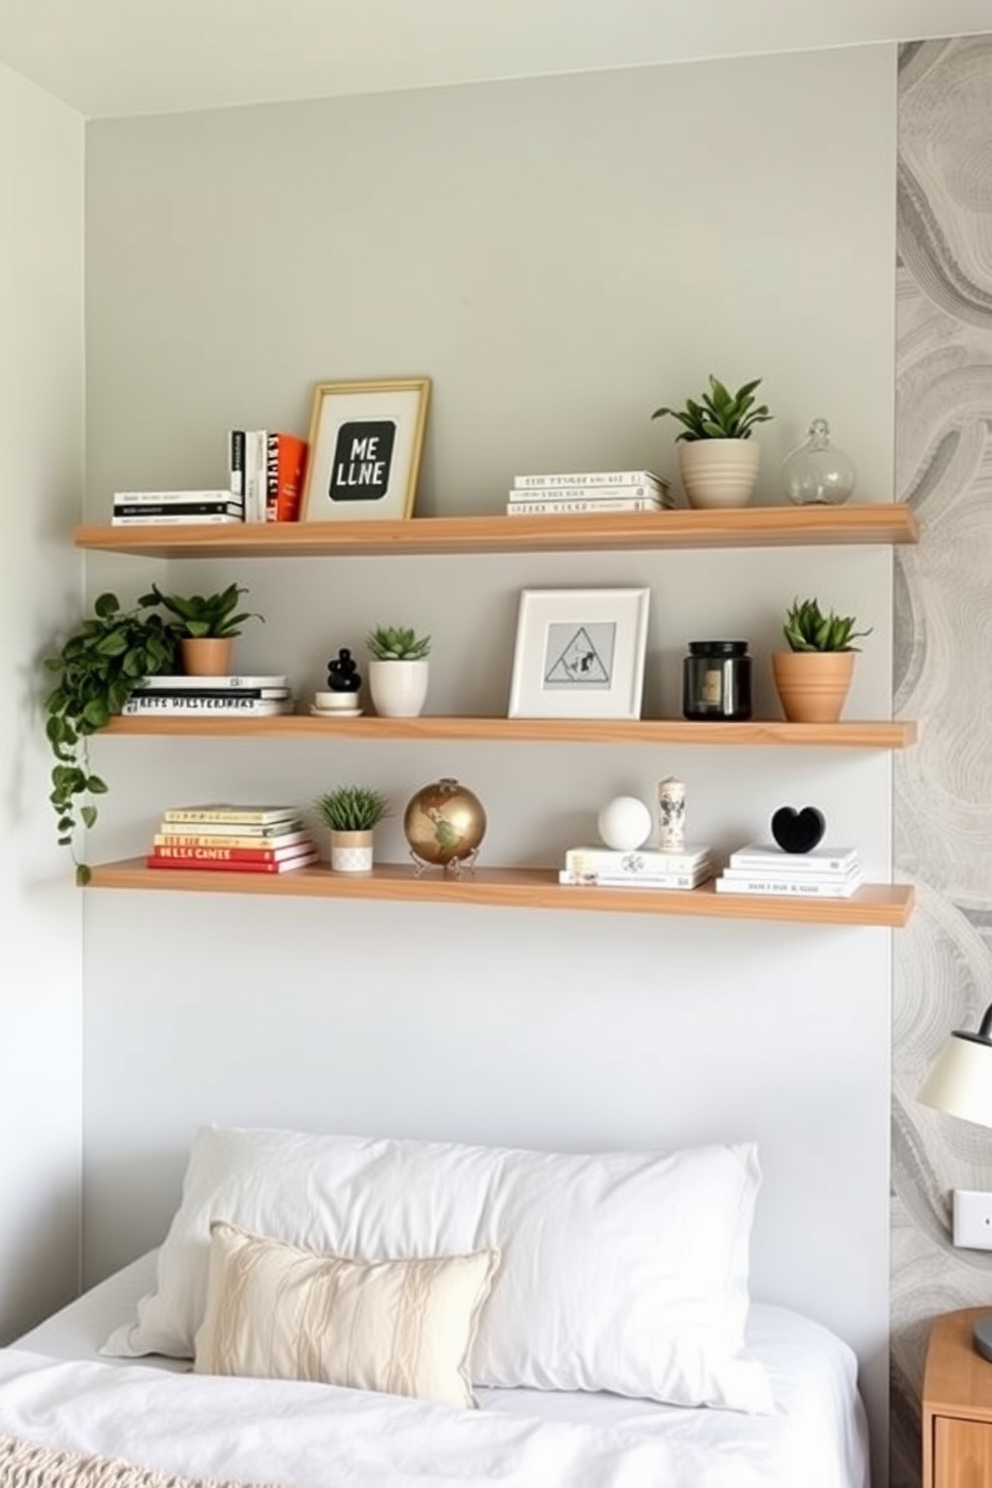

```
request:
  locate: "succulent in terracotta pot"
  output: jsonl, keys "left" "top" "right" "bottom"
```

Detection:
{"left": 773, "top": 597, "right": 871, "bottom": 723}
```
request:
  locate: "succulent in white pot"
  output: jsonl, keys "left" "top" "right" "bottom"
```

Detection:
{"left": 366, "top": 625, "right": 431, "bottom": 718}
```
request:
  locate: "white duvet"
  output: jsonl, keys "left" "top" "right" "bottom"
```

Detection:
{"left": 0, "top": 1304, "right": 867, "bottom": 1488}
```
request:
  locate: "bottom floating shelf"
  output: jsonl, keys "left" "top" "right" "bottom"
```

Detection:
{"left": 86, "top": 859, "right": 915, "bottom": 927}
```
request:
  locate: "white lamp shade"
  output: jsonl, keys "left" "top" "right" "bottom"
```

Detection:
{"left": 918, "top": 1033, "right": 992, "bottom": 1129}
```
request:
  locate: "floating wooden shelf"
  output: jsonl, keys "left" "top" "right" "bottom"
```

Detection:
{"left": 101, "top": 715, "right": 918, "bottom": 748}
{"left": 85, "top": 859, "right": 915, "bottom": 926}
{"left": 74, "top": 503, "right": 918, "bottom": 558}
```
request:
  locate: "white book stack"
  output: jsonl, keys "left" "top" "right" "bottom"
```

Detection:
{"left": 507, "top": 471, "right": 673, "bottom": 517}
{"left": 560, "top": 843, "right": 713, "bottom": 890}
{"left": 122, "top": 674, "right": 293, "bottom": 717}
{"left": 715, "top": 841, "right": 863, "bottom": 898}
{"left": 112, "top": 490, "right": 245, "bottom": 526}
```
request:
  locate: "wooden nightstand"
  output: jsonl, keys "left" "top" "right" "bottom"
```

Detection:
{"left": 923, "top": 1307, "right": 992, "bottom": 1488}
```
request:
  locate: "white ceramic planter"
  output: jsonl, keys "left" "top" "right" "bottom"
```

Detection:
{"left": 677, "top": 439, "right": 761, "bottom": 509}
{"left": 329, "top": 829, "right": 374, "bottom": 873}
{"left": 368, "top": 659, "right": 429, "bottom": 718}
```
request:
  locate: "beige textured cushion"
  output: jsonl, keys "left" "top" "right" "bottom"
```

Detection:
{"left": 193, "top": 1223, "right": 500, "bottom": 1408}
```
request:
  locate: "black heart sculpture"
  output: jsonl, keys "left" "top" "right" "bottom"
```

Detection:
{"left": 771, "top": 806, "right": 826, "bottom": 855}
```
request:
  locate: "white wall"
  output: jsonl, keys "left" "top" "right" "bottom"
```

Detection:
{"left": 80, "top": 45, "right": 896, "bottom": 1475}
{"left": 0, "top": 63, "right": 84, "bottom": 1340}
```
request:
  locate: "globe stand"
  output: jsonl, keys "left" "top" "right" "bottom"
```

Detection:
{"left": 409, "top": 847, "right": 480, "bottom": 878}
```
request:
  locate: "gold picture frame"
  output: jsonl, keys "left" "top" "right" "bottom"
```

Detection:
{"left": 300, "top": 377, "right": 431, "bottom": 523}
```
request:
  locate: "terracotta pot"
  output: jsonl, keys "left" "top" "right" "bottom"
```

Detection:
{"left": 180, "top": 637, "right": 234, "bottom": 677}
{"left": 329, "top": 829, "right": 374, "bottom": 874}
{"left": 771, "top": 650, "right": 855, "bottom": 723}
{"left": 677, "top": 439, "right": 761, "bottom": 510}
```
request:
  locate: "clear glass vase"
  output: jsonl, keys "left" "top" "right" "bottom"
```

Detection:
{"left": 781, "top": 418, "right": 856, "bottom": 506}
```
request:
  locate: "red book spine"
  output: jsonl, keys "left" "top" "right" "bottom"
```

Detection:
{"left": 150, "top": 844, "right": 312, "bottom": 862}
{"left": 147, "top": 851, "right": 318, "bottom": 872}
{"left": 265, "top": 433, "right": 309, "bottom": 522}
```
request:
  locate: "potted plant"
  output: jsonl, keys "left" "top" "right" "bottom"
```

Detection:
{"left": 314, "top": 785, "right": 391, "bottom": 873}
{"left": 651, "top": 375, "right": 773, "bottom": 509}
{"left": 42, "top": 591, "right": 180, "bottom": 882}
{"left": 365, "top": 625, "right": 431, "bottom": 718}
{"left": 771, "top": 597, "right": 872, "bottom": 723}
{"left": 141, "top": 581, "right": 262, "bottom": 676}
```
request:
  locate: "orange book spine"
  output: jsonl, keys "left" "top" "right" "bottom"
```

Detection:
{"left": 265, "top": 433, "right": 309, "bottom": 523}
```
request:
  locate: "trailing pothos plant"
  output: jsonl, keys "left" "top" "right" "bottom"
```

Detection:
{"left": 43, "top": 592, "right": 179, "bottom": 883}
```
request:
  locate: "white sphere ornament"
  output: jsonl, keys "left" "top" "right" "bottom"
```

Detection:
{"left": 597, "top": 795, "right": 653, "bottom": 851}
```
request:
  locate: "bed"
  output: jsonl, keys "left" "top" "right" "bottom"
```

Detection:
{"left": 1, "top": 1126, "right": 870, "bottom": 1488}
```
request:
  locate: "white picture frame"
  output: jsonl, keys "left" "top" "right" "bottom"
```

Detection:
{"left": 300, "top": 377, "right": 431, "bottom": 523}
{"left": 508, "top": 587, "right": 650, "bottom": 720}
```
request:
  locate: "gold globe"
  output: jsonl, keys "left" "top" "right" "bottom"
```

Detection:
{"left": 403, "top": 777, "right": 487, "bottom": 868}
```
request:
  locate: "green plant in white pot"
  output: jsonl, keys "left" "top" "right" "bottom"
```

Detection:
{"left": 366, "top": 625, "right": 431, "bottom": 718}
{"left": 315, "top": 785, "right": 391, "bottom": 873}
{"left": 651, "top": 375, "right": 773, "bottom": 510}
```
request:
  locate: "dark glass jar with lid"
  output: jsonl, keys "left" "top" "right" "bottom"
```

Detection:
{"left": 682, "top": 640, "right": 752, "bottom": 721}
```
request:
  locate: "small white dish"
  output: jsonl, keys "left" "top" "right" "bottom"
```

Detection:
{"left": 314, "top": 690, "right": 363, "bottom": 711}
{"left": 310, "top": 705, "right": 363, "bottom": 718}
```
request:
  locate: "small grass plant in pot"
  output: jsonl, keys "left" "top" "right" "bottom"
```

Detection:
{"left": 366, "top": 625, "right": 431, "bottom": 718}
{"left": 141, "top": 581, "right": 262, "bottom": 676}
{"left": 42, "top": 591, "right": 180, "bottom": 882}
{"left": 771, "top": 597, "right": 872, "bottom": 723}
{"left": 651, "top": 375, "right": 772, "bottom": 509}
{"left": 315, "top": 785, "right": 392, "bottom": 873}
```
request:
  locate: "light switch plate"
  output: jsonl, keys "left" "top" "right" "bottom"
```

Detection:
{"left": 953, "top": 1189, "right": 992, "bottom": 1250}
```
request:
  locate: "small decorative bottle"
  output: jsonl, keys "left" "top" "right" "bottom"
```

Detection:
{"left": 781, "top": 418, "right": 856, "bottom": 506}
{"left": 658, "top": 777, "right": 686, "bottom": 852}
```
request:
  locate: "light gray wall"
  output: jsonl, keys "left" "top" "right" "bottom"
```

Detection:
{"left": 0, "top": 62, "right": 84, "bottom": 1340}
{"left": 81, "top": 45, "right": 897, "bottom": 1477}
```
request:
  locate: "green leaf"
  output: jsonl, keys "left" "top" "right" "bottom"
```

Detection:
{"left": 82, "top": 698, "right": 111, "bottom": 728}
{"left": 96, "top": 631, "right": 129, "bottom": 657}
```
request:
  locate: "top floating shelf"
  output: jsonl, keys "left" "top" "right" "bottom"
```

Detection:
{"left": 74, "top": 505, "right": 918, "bottom": 558}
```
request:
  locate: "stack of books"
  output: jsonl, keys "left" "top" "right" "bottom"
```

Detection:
{"left": 506, "top": 470, "right": 673, "bottom": 517}
{"left": 112, "top": 490, "right": 245, "bottom": 526}
{"left": 715, "top": 842, "right": 863, "bottom": 898}
{"left": 146, "top": 804, "right": 318, "bottom": 874}
{"left": 228, "top": 430, "right": 309, "bottom": 523}
{"left": 559, "top": 843, "right": 713, "bottom": 890}
{"left": 122, "top": 674, "right": 294, "bottom": 718}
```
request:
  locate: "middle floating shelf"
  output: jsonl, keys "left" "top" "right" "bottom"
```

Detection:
{"left": 101, "top": 716, "right": 917, "bottom": 748}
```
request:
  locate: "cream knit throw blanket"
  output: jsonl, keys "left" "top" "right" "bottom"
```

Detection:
{"left": 0, "top": 1434, "right": 277, "bottom": 1488}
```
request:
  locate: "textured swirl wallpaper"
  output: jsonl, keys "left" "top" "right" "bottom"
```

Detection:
{"left": 892, "top": 34, "right": 992, "bottom": 1488}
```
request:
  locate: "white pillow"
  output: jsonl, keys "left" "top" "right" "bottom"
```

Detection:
{"left": 194, "top": 1222, "right": 500, "bottom": 1409}
{"left": 103, "top": 1125, "right": 770, "bottom": 1411}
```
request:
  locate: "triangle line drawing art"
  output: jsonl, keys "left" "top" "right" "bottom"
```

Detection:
{"left": 544, "top": 624, "right": 615, "bottom": 688}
